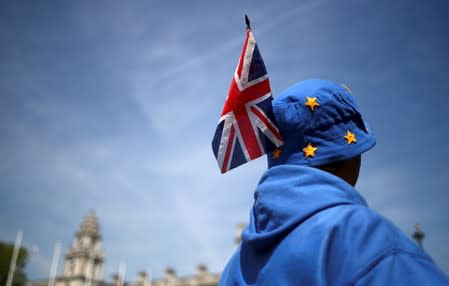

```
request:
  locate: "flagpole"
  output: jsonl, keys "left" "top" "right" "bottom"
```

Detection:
{"left": 245, "top": 14, "right": 251, "bottom": 30}
{"left": 118, "top": 262, "right": 126, "bottom": 286}
{"left": 6, "top": 230, "right": 23, "bottom": 286}
{"left": 147, "top": 269, "right": 152, "bottom": 286}
{"left": 48, "top": 241, "right": 62, "bottom": 286}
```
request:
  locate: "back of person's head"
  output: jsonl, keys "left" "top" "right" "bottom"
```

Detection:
{"left": 267, "top": 79, "right": 375, "bottom": 184}
{"left": 317, "top": 155, "right": 361, "bottom": 186}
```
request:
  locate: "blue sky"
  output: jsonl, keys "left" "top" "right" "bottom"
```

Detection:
{"left": 1, "top": 0, "right": 449, "bottom": 281}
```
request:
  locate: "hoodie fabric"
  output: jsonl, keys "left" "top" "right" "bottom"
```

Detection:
{"left": 219, "top": 165, "right": 449, "bottom": 285}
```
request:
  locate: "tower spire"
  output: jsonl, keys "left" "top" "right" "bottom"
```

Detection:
{"left": 61, "top": 211, "right": 104, "bottom": 286}
{"left": 78, "top": 210, "right": 100, "bottom": 238}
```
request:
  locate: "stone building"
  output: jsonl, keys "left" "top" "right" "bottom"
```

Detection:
{"left": 27, "top": 211, "right": 220, "bottom": 286}
{"left": 56, "top": 211, "right": 105, "bottom": 286}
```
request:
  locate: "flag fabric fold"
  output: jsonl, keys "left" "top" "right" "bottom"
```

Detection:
{"left": 212, "top": 29, "right": 283, "bottom": 174}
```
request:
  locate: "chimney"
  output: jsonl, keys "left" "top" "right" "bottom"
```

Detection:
{"left": 196, "top": 264, "right": 207, "bottom": 277}
{"left": 137, "top": 271, "right": 148, "bottom": 285}
{"left": 111, "top": 273, "right": 121, "bottom": 286}
{"left": 165, "top": 267, "right": 176, "bottom": 285}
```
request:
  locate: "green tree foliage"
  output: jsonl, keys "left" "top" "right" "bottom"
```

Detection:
{"left": 0, "top": 241, "right": 29, "bottom": 286}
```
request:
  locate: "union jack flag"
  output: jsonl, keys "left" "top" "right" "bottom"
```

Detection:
{"left": 212, "top": 29, "right": 283, "bottom": 174}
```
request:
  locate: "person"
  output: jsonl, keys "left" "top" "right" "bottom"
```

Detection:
{"left": 218, "top": 79, "right": 449, "bottom": 285}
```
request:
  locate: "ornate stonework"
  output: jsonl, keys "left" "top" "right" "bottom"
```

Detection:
{"left": 57, "top": 210, "right": 105, "bottom": 286}
{"left": 27, "top": 211, "right": 220, "bottom": 286}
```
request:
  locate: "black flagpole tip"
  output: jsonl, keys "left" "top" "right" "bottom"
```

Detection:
{"left": 245, "top": 14, "right": 251, "bottom": 30}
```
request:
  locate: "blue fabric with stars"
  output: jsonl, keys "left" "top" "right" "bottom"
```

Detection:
{"left": 219, "top": 165, "right": 449, "bottom": 285}
{"left": 268, "top": 79, "right": 376, "bottom": 168}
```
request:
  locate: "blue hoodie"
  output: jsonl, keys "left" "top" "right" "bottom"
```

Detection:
{"left": 219, "top": 165, "right": 449, "bottom": 285}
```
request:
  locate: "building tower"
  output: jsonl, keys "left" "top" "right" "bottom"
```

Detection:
{"left": 58, "top": 211, "right": 105, "bottom": 286}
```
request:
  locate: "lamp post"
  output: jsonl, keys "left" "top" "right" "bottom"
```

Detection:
{"left": 413, "top": 224, "right": 425, "bottom": 249}
{"left": 6, "top": 231, "right": 23, "bottom": 286}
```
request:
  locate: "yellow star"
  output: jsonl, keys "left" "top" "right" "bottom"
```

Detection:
{"left": 305, "top": 97, "right": 320, "bottom": 111}
{"left": 344, "top": 130, "right": 357, "bottom": 144}
{"left": 302, "top": 143, "right": 317, "bottom": 158}
{"left": 272, "top": 148, "right": 282, "bottom": 159}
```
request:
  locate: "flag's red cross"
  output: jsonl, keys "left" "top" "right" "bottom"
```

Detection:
{"left": 212, "top": 30, "right": 283, "bottom": 173}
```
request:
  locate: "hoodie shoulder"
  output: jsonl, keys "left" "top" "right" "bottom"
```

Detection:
{"left": 226, "top": 166, "right": 441, "bottom": 285}
{"left": 309, "top": 204, "right": 431, "bottom": 285}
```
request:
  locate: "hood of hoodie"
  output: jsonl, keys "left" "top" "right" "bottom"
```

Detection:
{"left": 242, "top": 164, "right": 368, "bottom": 251}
